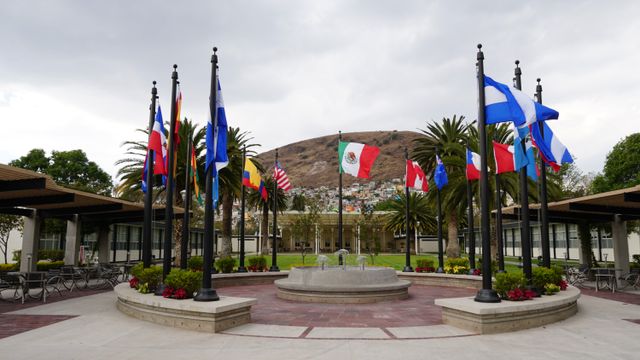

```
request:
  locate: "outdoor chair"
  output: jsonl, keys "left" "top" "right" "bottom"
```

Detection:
{"left": 0, "top": 272, "right": 23, "bottom": 303}
{"left": 60, "top": 266, "right": 85, "bottom": 291}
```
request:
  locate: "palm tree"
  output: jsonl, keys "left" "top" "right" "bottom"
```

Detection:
{"left": 247, "top": 175, "right": 288, "bottom": 254}
{"left": 217, "top": 127, "right": 260, "bottom": 258}
{"left": 383, "top": 191, "right": 436, "bottom": 251}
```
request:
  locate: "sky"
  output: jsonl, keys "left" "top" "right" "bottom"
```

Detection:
{"left": 1, "top": 0, "right": 639, "bottom": 183}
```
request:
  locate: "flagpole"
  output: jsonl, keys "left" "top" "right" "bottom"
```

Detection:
{"left": 536, "top": 78, "right": 551, "bottom": 268}
{"left": 238, "top": 146, "right": 248, "bottom": 273}
{"left": 338, "top": 131, "right": 343, "bottom": 265}
{"left": 403, "top": 148, "right": 413, "bottom": 272}
{"left": 474, "top": 44, "right": 500, "bottom": 303}
{"left": 269, "top": 148, "right": 280, "bottom": 272}
{"left": 143, "top": 81, "right": 157, "bottom": 268}
{"left": 195, "top": 47, "right": 220, "bottom": 302}
{"left": 466, "top": 142, "right": 476, "bottom": 275}
{"left": 180, "top": 129, "right": 192, "bottom": 269}
{"left": 435, "top": 146, "right": 444, "bottom": 274}
{"left": 514, "top": 60, "right": 535, "bottom": 292}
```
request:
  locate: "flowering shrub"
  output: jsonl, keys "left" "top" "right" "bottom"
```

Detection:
{"left": 162, "top": 286, "right": 175, "bottom": 298}
{"left": 248, "top": 256, "right": 268, "bottom": 272}
{"left": 506, "top": 288, "right": 536, "bottom": 301}
{"left": 415, "top": 267, "right": 435, "bottom": 273}
{"left": 472, "top": 268, "right": 481, "bottom": 276}
{"left": 129, "top": 277, "right": 139, "bottom": 289}
{"left": 174, "top": 288, "right": 188, "bottom": 299}
{"left": 544, "top": 283, "right": 560, "bottom": 295}
{"left": 444, "top": 258, "right": 469, "bottom": 274}
{"left": 559, "top": 279, "right": 568, "bottom": 290}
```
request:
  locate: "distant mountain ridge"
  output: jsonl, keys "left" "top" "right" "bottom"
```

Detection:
{"left": 257, "top": 130, "right": 423, "bottom": 188}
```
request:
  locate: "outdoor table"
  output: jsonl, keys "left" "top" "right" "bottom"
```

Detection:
{"left": 593, "top": 268, "right": 620, "bottom": 293}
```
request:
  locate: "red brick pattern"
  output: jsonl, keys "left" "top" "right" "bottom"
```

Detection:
{"left": 0, "top": 314, "right": 76, "bottom": 339}
{"left": 579, "top": 288, "right": 640, "bottom": 306}
{"left": 217, "top": 284, "right": 476, "bottom": 328}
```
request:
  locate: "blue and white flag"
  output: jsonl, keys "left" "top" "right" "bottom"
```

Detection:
{"left": 530, "top": 121, "right": 573, "bottom": 171}
{"left": 484, "top": 76, "right": 559, "bottom": 127}
{"left": 212, "top": 174, "right": 219, "bottom": 207}
{"left": 434, "top": 155, "right": 448, "bottom": 190}
{"left": 206, "top": 76, "right": 229, "bottom": 175}
{"left": 513, "top": 126, "right": 538, "bottom": 181}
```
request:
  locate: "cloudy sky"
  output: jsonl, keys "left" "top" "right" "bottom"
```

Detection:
{"left": 1, "top": 0, "right": 639, "bottom": 183}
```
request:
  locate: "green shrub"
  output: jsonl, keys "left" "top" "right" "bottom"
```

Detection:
{"left": 494, "top": 272, "right": 526, "bottom": 298}
{"left": 477, "top": 258, "right": 498, "bottom": 274}
{"left": 532, "top": 266, "right": 562, "bottom": 290}
{"left": 164, "top": 268, "right": 201, "bottom": 295}
{"left": 0, "top": 263, "right": 18, "bottom": 271}
{"left": 544, "top": 283, "right": 560, "bottom": 295}
{"left": 138, "top": 266, "right": 163, "bottom": 290}
{"left": 416, "top": 258, "right": 435, "bottom": 268}
{"left": 215, "top": 257, "right": 236, "bottom": 273}
{"left": 38, "top": 249, "right": 65, "bottom": 262}
{"left": 36, "top": 261, "right": 64, "bottom": 271}
{"left": 633, "top": 254, "right": 640, "bottom": 265}
{"left": 187, "top": 256, "right": 204, "bottom": 271}
{"left": 130, "top": 262, "right": 144, "bottom": 278}
{"left": 247, "top": 256, "right": 267, "bottom": 271}
{"left": 444, "top": 258, "right": 469, "bottom": 274}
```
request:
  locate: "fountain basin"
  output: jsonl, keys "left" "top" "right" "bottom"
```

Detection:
{"left": 275, "top": 266, "right": 411, "bottom": 304}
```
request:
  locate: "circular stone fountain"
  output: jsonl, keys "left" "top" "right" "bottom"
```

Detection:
{"left": 275, "top": 266, "right": 411, "bottom": 304}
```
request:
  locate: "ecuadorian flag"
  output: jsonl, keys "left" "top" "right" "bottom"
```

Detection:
{"left": 243, "top": 158, "right": 268, "bottom": 201}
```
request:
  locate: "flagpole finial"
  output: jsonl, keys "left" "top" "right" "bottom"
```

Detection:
{"left": 213, "top": 47, "right": 218, "bottom": 53}
{"left": 477, "top": 44, "right": 482, "bottom": 50}
{"left": 173, "top": 64, "right": 178, "bottom": 70}
{"left": 515, "top": 60, "right": 520, "bottom": 67}
{"left": 477, "top": 44, "right": 484, "bottom": 60}
{"left": 152, "top": 81, "right": 156, "bottom": 86}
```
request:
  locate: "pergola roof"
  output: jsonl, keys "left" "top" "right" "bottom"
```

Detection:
{"left": 0, "top": 164, "right": 183, "bottom": 223}
{"left": 501, "top": 185, "right": 640, "bottom": 224}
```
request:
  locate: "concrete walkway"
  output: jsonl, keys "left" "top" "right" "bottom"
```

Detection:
{"left": 0, "top": 290, "right": 639, "bottom": 359}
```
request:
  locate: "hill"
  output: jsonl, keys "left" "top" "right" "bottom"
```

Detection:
{"left": 257, "top": 130, "right": 423, "bottom": 188}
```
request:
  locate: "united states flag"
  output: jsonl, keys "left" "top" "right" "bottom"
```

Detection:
{"left": 274, "top": 162, "right": 292, "bottom": 191}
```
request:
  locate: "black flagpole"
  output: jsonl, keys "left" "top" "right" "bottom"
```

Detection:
{"left": 195, "top": 47, "right": 220, "bottom": 302}
{"left": 338, "top": 131, "right": 343, "bottom": 265}
{"left": 403, "top": 148, "right": 413, "bottom": 272}
{"left": 467, "top": 142, "right": 476, "bottom": 275}
{"left": 269, "top": 149, "right": 280, "bottom": 272}
{"left": 238, "top": 146, "right": 248, "bottom": 272}
{"left": 180, "top": 130, "right": 192, "bottom": 269}
{"left": 143, "top": 81, "right": 157, "bottom": 268}
{"left": 536, "top": 78, "right": 551, "bottom": 268}
{"left": 435, "top": 146, "right": 444, "bottom": 273}
{"left": 514, "top": 60, "right": 534, "bottom": 291}
{"left": 156, "top": 64, "right": 179, "bottom": 295}
{"left": 474, "top": 44, "right": 500, "bottom": 303}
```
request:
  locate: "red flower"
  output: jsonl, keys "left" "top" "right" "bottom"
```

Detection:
{"left": 174, "top": 288, "right": 188, "bottom": 299}
{"left": 523, "top": 290, "right": 536, "bottom": 299}
{"left": 472, "top": 269, "right": 481, "bottom": 276}
{"left": 559, "top": 280, "right": 568, "bottom": 290}
{"left": 129, "top": 277, "right": 139, "bottom": 288}
{"left": 162, "top": 286, "right": 175, "bottom": 298}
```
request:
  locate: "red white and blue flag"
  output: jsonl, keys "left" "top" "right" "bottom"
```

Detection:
{"left": 273, "top": 162, "right": 292, "bottom": 191}
{"left": 148, "top": 105, "right": 168, "bottom": 177}
{"left": 530, "top": 122, "right": 573, "bottom": 172}
{"left": 406, "top": 160, "right": 428, "bottom": 192}
{"left": 492, "top": 141, "right": 517, "bottom": 174}
{"left": 466, "top": 148, "right": 481, "bottom": 181}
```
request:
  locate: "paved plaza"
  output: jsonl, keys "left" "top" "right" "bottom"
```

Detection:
{"left": 0, "top": 285, "right": 639, "bottom": 359}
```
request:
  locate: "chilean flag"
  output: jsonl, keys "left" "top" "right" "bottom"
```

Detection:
{"left": 466, "top": 148, "right": 481, "bottom": 181}
{"left": 406, "top": 160, "right": 428, "bottom": 192}
{"left": 148, "top": 105, "right": 168, "bottom": 177}
{"left": 493, "top": 141, "right": 517, "bottom": 174}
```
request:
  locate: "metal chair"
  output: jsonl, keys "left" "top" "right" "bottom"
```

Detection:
{"left": 0, "top": 272, "right": 23, "bottom": 303}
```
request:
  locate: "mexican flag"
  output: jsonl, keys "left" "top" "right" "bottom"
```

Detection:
{"left": 339, "top": 141, "right": 380, "bottom": 178}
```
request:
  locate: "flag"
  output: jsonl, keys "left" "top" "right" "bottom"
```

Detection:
{"left": 493, "top": 141, "right": 518, "bottom": 174}
{"left": 338, "top": 141, "right": 380, "bottom": 179}
{"left": 212, "top": 174, "right": 219, "bottom": 207}
{"left": 484, "top": 75, "right": 559, "bottom": 127}
{"left": 190, "top": 144, "right": 203, "bottom": 205}
{"left": 274, "top": 161, "right": 292, "bottom": 191}
{"left": 206, "top": 76, "right": 229, "bottom": 175}
{"left": 514, "top": 126, "right": 538, "bottom": 181}
{"left": 141, "top": 153, "right": 149, "bottom": 193}
{"left": 434, "top": 155, "right": 448, "bottom": 190}
{"left": 530, "top": 121, "right": 573, "bottom": 171}
{"left": 406, "top": 160, "right": 428, "bottom": 192}
{"left": 466, "top": 148, "right": 481, "bottom": 181}
{"left": 148, "top": 105, "right": 168, "bottom": 180}
{"left": 243, "top": 158, "right": 268, "bottom": 201}
{"left": 171, "top": 90, "right": 183, "bottom": 178}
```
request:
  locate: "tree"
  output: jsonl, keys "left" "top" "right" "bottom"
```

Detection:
{"left": 290, "top": 193, "right": 306, "bottom": 212}
{"left": 11, "top": 149, "right": 113, "bottom": 196}
{"left": 247, "top": 175, "right": 288, "bottom": 254}
{"left": 358, "top": 203, "right": 383, "bottom": 264}
{"left": 383, "top": 191, "right": 436, "bottom": 253}
{"left": 0, "top": 215, "right": 23, "bottom": 264}
{"left": 591, "top": 133, "right": 640, "bottom": 193}
{"left": 290, "top": 196, "right": 321, "bottom": 263}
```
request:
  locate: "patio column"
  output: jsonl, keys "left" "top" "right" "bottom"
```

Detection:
{"left": 20, "top": 210, "right": 41, "bottom": 272}
{"left": 97, "top": 225, "right": 110, "bottom": 263}
{"left": 64, "top": 214, "right": 82, "bottom": 265}
{"left": 611, "top": 214, "right": 629, "bottom": 286}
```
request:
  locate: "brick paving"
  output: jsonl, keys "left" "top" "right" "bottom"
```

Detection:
{"left": 217, "top": 284, "right": 476, "bottom": 328}
{"left": 578, "top": 287, "right": 640, "bottom": 306}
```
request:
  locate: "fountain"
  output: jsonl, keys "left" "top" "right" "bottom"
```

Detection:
{"left": 274, "top": 249, "right": 411, "bottom": 303}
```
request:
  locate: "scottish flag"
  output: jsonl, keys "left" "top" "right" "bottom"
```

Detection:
{"left": 206, "top": 76, "right": 229, "bottom": 175}
{"left": 484, "top": 76, "right": 559, "bottom": 127}
{"left": 434, "top": 155, "right": 448, "bottom": 190}
{"left": 530, "top": 121, "right": 573, "bottom": 171}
